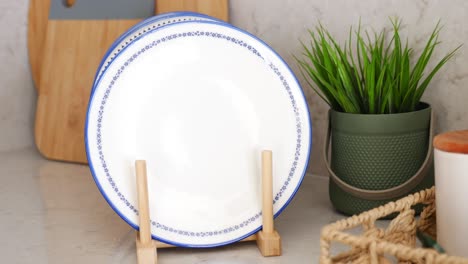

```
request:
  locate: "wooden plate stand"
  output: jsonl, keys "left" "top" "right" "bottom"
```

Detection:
{"left": 134, "top": 150, "right": 282, "bottom": 264}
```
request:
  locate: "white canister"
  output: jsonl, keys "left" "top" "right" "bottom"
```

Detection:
{"left": 434, "top": 130, "right": 468, "bottom": 257}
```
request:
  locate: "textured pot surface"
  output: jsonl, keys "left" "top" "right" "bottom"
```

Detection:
{"left": 329, "top": 103, "right": 434, "bottom": 215}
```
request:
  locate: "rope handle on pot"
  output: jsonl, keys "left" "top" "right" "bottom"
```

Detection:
{"left": 323, "top": 110, "right": 434, "bottom": 201}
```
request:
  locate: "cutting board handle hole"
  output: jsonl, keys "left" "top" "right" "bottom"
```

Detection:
{"left": 63, "top": 0, "right": 76, "bottom": 8}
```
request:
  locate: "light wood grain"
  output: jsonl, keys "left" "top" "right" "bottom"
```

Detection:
{"left": 256, "top": 150, "right": 282, "bottom": 256}
{"left": 156, "top": 0, "right": 229, "bottom": 21}
{"left": 35, "top": 19, "right": 140, "bottom": 163}
{"left": 261, "top": 150, "right": 274, "bottom": 234}
{"left": 433, "top": 130, "right": 468, "bottom": 154}
{"left": 256, "top": 230, "right": 282, "bottom": 257}
{"left": 136, "top": 238, "right": 157, "bottom": 264}
{"left": 136, "top": 160, "right": 152, "bottom": 244}
{"left": 27, "top": 0, "right": 51, "bottom": 90}
{"left": 135, "top": 160, "right": 158, "bottom": 264}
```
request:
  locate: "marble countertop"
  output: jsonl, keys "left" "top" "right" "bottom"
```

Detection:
{"left": 0, "top": 148, "right": 348, "bottom": 264}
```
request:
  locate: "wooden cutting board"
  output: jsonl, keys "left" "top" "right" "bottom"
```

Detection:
{"left": 33, "top": 0, "right": 229, "bottom": 163}
{"left": 156, "top": 0, "right": 229, "bottom": 21}
{"left": 28, "top": 0, "right": 51, "bottom": 90}
{"left": 28, "top": 0, "right": 229, "bottom": 91}
{"left": 34, "top": 1, "right": 153, "bottom": 163}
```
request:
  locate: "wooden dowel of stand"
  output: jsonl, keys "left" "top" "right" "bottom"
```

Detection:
{"left": 262, "top": 151, "right": 274, "bottom": 234}
{"left": 135, "top": 160, "right": 157, "bottom": 264}
{"left": 132, "top": 153, "right": 281, "bottom": 262}
{"left": 256, "top": 150, "right": 282, "bottom": 256}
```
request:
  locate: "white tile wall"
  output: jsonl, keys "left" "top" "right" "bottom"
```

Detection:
{"left": 0, "top": 0, "right": 36, "bottom": 152}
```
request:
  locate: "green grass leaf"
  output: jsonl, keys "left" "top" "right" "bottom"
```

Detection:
{"left": 296, "top": 18, "right": 460, "bottom": 114}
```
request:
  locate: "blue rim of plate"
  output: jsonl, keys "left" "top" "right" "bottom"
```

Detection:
{"left": 91, "top": 12, "right": 223, "bottom": 95}
{"left": 85, "top": 18, "right": 312, "bottom": 248}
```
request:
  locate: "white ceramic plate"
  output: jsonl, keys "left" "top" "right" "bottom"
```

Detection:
{"left": 92, "top": 12, "right": 220, "bottom": 89}
{"left": 86, "top": 20, "right": 311, "bottom": 247}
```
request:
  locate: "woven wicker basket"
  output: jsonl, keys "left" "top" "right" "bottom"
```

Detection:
{"left": 320, "top": 187, "right": 468, "bottom": 263}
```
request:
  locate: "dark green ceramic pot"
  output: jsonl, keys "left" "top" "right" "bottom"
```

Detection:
{"left": 326, "top": 103, "right": 434, "bottom": 215}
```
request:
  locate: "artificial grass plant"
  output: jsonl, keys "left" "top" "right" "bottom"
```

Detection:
{"left": 296, "top": 19, "right": 460, "bottom": 114}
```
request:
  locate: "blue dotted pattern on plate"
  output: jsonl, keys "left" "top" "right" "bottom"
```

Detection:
{"left": 95, "top": 30, "right": 302, "bottom": 238}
